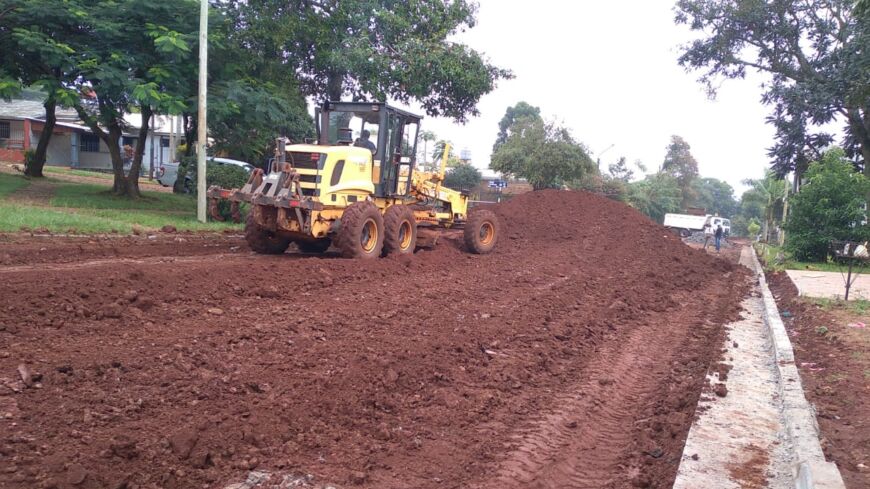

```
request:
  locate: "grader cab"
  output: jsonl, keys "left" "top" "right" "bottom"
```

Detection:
{"left": 208, "top": 101, "right": 500, "bottom": 258}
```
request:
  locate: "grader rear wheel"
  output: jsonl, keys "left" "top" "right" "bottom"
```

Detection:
{"left": 464, "top": 209, "right": 500, "bottom": 254}
{"left": 336, "top": 201, "right": 384, "bottom": 259}
{"left": 383, "top": 205, "right": 417, "bottom": 255}
{"left": 245, "top": 213, "right": 291, "bottom": 255}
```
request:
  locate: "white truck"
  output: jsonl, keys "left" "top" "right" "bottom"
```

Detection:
{"left": 663, "top": 213, "right": 730, "bottom": 237}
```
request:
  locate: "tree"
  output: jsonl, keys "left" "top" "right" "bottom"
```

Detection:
{"left": 675, "top": 0, "right": 870, "bottom": 180}
{"left": 67, "top": 1, "right": 199, "bottom": 198}
{"left": 490, "top": 117, "right": 595, "bottom": 190}
{"left": 626, "top": 173, "right": 683, "bottom": 223}
{"left": 493, "top": 101, "right": 541, "bottom": 152}
{"left": 431, "top": 140, "right": 461, "bottom": 168}
{"left": 208, "top": 80, "right": 312, "bottom": 165}
{"left": 608, "top": 157, "right": 634, "bottom": 182}
{"left": 418, "top": 130, "right": 437, "bottom": 171}
{"left": 443, "top": 163, "right": 481, "bottom": 191}
{"left": 0, "top": 0, "right": 83, "bottom": 177}
{"left": 661, "top": 135, "right": 699, "bottom": 209}
{"left": 743, "top": 171, "right": 787, "bottom": 242}
{"left": 227, "top": 0, "right": 512, "bottom": 121}
{"left": 691, "top": 178, "right": 739, "bottom": 217}
{"left": 784, "top": 148, "right": 870, "bottom": 261}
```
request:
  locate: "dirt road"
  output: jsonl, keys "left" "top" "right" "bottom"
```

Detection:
{"left": 0, "top": 190, "right": 749, "bottom": 489}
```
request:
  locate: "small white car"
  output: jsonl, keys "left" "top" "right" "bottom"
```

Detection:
{"left": 157, "top": 157, "right": 255, "bottom": 192}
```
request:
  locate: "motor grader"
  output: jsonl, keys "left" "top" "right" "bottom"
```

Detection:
{"left": 207, "top": 101, "right": 500, "bottom": 258}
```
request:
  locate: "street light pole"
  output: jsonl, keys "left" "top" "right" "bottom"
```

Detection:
{"left": 596, "top": 143, "right": 615, "bottom": 171}
{"left": 196, "top": 0, "right": 208, "bottom": 223}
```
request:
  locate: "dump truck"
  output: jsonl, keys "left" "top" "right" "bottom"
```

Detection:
{"left": 207, "top": 101, "right": 500, "bottom": 258}
{"left": 663, "top": 213, "right": 731, "bottom": 237}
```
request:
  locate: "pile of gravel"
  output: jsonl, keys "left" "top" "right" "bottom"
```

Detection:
{"left": 682, "top": 231, "right": 732, "bottom": 248}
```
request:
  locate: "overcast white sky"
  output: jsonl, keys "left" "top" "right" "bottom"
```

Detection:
{"left": 402, "top": 0, "right": 779, "bottom": 195}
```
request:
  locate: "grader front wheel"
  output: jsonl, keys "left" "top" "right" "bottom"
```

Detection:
{"left": 464, "top": 210, "right": 500, "bottom": 254}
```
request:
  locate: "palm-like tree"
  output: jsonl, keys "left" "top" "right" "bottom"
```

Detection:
{"left": 743, "top": 171, "right": 787, "bottom": 242}
{"left": 432, "top": 140, "right": 452, "bottom": 164}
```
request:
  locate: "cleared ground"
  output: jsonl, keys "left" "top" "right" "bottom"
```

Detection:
{"left": 0, "top": 190, "right": 749, "bottom": 489}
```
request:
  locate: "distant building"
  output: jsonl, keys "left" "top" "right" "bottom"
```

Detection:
{"left": 475, "top": 169, "right": 533, "bottom": 201}
{"left": 0, "top": 98, "right": 180, "bottom": 172}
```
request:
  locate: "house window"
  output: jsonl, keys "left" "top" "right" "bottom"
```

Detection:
{"left": 80, "top": 134, "right": 100, "bottom": 152}
{"left": 122, "top": 136, "right": 137, "bottom": 148}
{"left": 0, "top": 121, "right": 9, "bottom": 139}
{"left": 160, "top": 137, "right": 169, "bottom": 147}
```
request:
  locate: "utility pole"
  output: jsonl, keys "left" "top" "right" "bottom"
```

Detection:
{"left": 196, "top": 0, "right": 208, "bottom": 222}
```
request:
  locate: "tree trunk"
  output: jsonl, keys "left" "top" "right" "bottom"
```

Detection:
{"left": 102, "top": 124, "right": 127, "bottom": 196}
{"left": 25, "top": 95, "right": 57, "bottom": 178}
{"left": 183, "top": 112, "right": 195, "bottom": 157}
{"left": 327, "top": 73, "right": 342, "bottom": 101}
{"left": 125, "top": 105, "right": 152, "bottom": 199}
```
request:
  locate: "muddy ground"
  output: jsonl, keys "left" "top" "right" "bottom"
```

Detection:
{"left": 766, "top": 271, "right": 869, "bottom": 489}
{"left": 0, "top": 190, "right": 750, "bottom": 489}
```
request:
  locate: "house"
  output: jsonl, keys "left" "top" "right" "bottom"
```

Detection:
{"left": 0, "top": 98, "right": 183, "bottom": 173}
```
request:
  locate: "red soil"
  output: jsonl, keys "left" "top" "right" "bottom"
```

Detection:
{"left": 0, "top": 190, "right": 749, "bottom": 489}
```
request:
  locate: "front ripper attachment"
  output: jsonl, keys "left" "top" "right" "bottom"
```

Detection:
{"left": 205, "top": 186, "right": 244, "bottom": 223}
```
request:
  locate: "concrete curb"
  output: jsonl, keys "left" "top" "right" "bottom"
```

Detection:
{"left": 749, "top": 250, "right": 846, "bottom": 489}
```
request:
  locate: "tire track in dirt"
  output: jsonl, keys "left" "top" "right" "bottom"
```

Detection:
{"left": 479, "top": 319, "right": 666, "bottom": 489}
{"left": 476, "top": 282, "right": 739, "bottom": 489}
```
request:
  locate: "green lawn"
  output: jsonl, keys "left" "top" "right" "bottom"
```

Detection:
{"left": 754, "top": 242, "right": 845, "bottom": 273}
{"left": 0, "top": 172, "right": 30, "bottom": 198}
{"left": 43, "top": 166, "right": 115, "bottom": 180}
{"left": 43, "top": 166, "right": 156, "bottom": 184}
{"left": 0, "top": 172, "right": 240, "bottom": 234}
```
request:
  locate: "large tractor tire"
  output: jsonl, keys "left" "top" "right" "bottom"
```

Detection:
{"left": 464, "top": 209, "right": 500, "bottom": 254}
{"left": 336, "top": 201, "right": 384, "bottom": 259}
{"left": 296, "top": 239, "right": 332, "bottom": 254}
{"left": 383, "top": 205, "right": 417, "bottom": 255}
{"left": 245, "top": 212, "right": 291, "bottom": 255}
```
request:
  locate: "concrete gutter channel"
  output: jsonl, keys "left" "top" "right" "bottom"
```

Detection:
{"left": 674, "top": 247, "right": 845, "bottom": 489}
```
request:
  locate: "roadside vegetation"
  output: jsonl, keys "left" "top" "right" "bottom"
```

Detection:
{"left": 754, "top": 242, "right": 847, "bottom": 273}
{"left": 0, "top": 172, "right": 238, "bottom": 234}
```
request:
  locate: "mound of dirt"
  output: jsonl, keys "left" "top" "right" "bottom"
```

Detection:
{"left": 0, "top": 190, "right": 749, "bottom": 489}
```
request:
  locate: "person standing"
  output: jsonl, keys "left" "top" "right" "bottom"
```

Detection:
{"left": 714, "top": 224, "right": 724, "bottom": 253}
{"left": 703, "top": 222, "right": 713, "bottom": 250}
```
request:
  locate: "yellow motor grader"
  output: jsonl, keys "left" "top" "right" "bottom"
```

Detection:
{"left": 207, "top": 101, "right": 500, "bottom": 258}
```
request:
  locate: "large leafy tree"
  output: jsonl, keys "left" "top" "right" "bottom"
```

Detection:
{"left": 661, "top": 135, "right": 699, "bottom": 209}
{"left": 784, "top": 148, "right": 870, "bottom": 260}
{"left": 207, "top": 80, "right": 312, "bottom": 165}
{"left": 626, "top": 173, "right": 683, "bottom": 223}
{"left": 225, "top": 0, "right": 511, "bottom": 121}
{"left": 493, "top": 101, "right": 541, "bottom": 152}
{"left": 0, "top": 0, "right": 83, "bottom": 177}
{"left": 491, "top": 117, "right": 595, "bottom": 190}
{"left": 443, "top": 162, "right": 481, "bottom": 191}
{"left": 675, "top": 0, "right": 870, "bottom": 179}
{"left": 68, "top": 1, "right": 198, "bottom": 198}
{"left": 691, "top": 177, "right": 739, "bottom": 217}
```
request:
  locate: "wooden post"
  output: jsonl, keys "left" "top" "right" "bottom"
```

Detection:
{"left": 196, "top": 0, "right": 208, "bottom": 222}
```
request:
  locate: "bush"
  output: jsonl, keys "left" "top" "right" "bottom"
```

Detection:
{"left": 747, "top": 219, "right": 761, "bottom": 237}
{"left": 177, "top": 156, "right": 250, "bottom": 194}
{"left": 784, "top": 149, "right": 870, "bottom": 261}
{"left": 23, "top": 149, "right": 36, "bottom": 173}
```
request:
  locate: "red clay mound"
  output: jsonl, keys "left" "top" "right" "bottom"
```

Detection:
{"left": 0, "top": 189, "right": 748, "bottom": 489}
